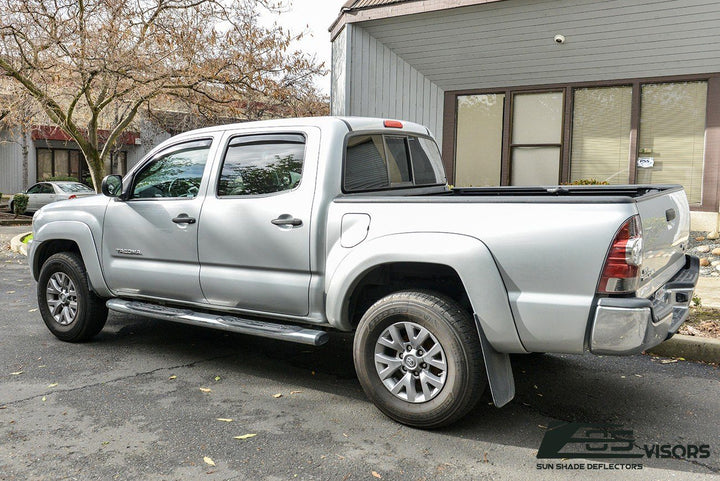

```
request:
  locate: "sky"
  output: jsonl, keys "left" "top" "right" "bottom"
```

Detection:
{"left": 260, "top": 0, "right": 345, "bottom": 94}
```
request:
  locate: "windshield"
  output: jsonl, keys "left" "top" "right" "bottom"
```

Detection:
{"left": 56, "top": 183, "right": 94, "bottom": 193}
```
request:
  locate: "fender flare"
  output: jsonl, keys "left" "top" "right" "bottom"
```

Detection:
{"left": 325, "top": 232, "right": 525, "bottom": 354}
{"left": 31, "top": 221, "right": 112, "bottom": 298}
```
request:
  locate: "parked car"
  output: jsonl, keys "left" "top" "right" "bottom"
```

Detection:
{"left": 10, "top": 181, "right": 96, "bottom": 214}
{"left": 27, "top": 117, "right": 698, "bottom": 428}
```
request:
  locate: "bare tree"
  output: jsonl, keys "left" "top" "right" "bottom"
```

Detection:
{"left": 0, "top": 0, "right": 326, "bottom": 191}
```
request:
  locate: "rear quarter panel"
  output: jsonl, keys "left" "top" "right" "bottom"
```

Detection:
{"left": 327, "top": 199, "right": 637, "bottom": 353}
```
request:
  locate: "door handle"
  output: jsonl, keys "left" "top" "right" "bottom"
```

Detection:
{"left": 271, "top": 215, "right": 303, "bottom": 227}
{"left": 172, "top": 214, "right": 196, "bottom": 224}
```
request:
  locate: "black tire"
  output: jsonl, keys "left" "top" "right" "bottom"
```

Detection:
{"left": 353, "top": 290, "right": 486, "bottom": 428}
{"left": 37, "top": 252, "right": 108, "bottom": 342}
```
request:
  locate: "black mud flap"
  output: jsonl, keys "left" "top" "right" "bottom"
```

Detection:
{"left": 474, "top": 315, "right": 515, "bottom": 407}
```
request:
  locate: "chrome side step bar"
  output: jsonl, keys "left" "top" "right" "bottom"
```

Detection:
{"left": 106, "top": 299, "right": 329, "bottom": 346}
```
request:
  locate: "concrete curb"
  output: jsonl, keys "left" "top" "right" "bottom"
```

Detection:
{"left": 9, "top": 231, "right": 31, "bottom": 257}
{"left": 648, "top": 334, "right": 720, "bottom": 364}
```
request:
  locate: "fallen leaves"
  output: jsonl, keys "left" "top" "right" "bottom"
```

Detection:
{"left": 199, "top": 387, "right": 212, "bottom": 393}
{"left": 372, "top": 471, "right": 382, "bottom": 479}
{"left": 214, "top": 376, "right": 221, "bottom": 381}
{"left": 273, "top": 393, "right": 283, "bottom": 398}
{"left": 41, "top": 396, "right": 46, "bottom": 402}
{"left": 290, "top": 390, "right": 302, "bottom": 395}
{"left": 216, "top": 418, "right": 233, "bottom": 422}
{"left": 203, "top": 456, "right": 215, "bottom": 467}
{"left": 168, "top": 375, "right": 177, "bottom": 380}
{"left": 660, "top": 359, "right": 678, "bottom": 364}
{"left": 234, "top": 433, "right": 256, "bottom": 440}
{"left": 28, "top": 308, "right": 37, "bottom": 312}
{"left": 47, "top": 383, "right": 58, "bottom": 388}
{"left": 10, "top": 371, "right": 23, "bottom": 375}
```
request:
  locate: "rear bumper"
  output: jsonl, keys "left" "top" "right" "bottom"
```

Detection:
{"left": 590, "top": 255, "right": 699, "bottom": 355}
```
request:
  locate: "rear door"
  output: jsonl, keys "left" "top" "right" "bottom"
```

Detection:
{"left": 101, "top": 138, "right": 215, "bottom": 303}
{"left": 198, "top": 128, "right": 319, "bottom": 316}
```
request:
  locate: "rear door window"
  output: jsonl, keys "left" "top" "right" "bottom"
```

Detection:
{"left": 217, "top": 134, "right": 305, "bottom": 197}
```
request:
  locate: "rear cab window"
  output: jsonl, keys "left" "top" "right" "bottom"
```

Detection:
{"left": 343, "top": 133, "right": 445, "bottom": 193}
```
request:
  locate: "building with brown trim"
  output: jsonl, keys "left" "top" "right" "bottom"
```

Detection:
{"left": 330, "top": 0, "right": 720, "bottom": 230}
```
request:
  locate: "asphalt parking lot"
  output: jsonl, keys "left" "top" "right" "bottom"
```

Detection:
{"left": 1, "top": 230, "right": 719, "bottom": 480}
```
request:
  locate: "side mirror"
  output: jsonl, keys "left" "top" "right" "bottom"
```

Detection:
{"left": 101, "top": 175, "right": 123, "bottom": 198}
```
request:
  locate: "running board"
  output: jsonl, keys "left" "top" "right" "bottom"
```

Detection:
{"left": 106, "top": 299, "right": 329, "bottom": 346}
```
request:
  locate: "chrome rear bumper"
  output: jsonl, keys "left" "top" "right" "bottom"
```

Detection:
{"left": 590, "top": 255, "right": 699, "bottom": 355}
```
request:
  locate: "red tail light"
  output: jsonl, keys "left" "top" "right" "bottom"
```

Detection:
{"left": 598, "top": 215, "right": 643, "bottom": 294}
{"left": 383, "top": 120, "right": 403, "bottom": 128}
{"left": 68, "top": 195, "right": 77, "bottom": 200}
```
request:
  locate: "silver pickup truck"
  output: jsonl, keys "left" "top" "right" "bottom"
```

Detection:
{"left": 28, "top": 117, "right": 699, "bottom": 428}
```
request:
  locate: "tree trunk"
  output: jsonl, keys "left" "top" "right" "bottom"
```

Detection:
{"left": 85, "top": 150, "right": 105, "bottom": 193}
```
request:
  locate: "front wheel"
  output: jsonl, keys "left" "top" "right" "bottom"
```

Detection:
{"left": 353, "top": 290, "right": 486, "bottom": 428}
{"left": 37, "top": 252, "right": 108, "bottom": 342}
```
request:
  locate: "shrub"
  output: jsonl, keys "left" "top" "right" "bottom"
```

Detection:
{"left": 47, "top": 175, "right": 79, "bottom": 182}
{"left": 12, "top": 193, "right": 29, "bottom": 218}
{"left": 565, "top": 179, "right": 610, "bottom": 185}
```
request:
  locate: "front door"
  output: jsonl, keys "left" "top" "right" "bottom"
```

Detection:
{"left": 102, "top": 138, "right": 214, "bottom": 303}
{"left": 198, "top": 129, "right": 317, "bottom": 316}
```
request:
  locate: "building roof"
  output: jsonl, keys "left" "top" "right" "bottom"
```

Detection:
{"left": 330, "top": 0, "right": 505, "bottom": 39}
{"left": 341, "top": 0, "right": 414, "bottom": 10}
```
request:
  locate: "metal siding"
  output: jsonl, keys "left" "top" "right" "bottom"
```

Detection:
{"left": 340, "top": 25, "right": 445, "bottom": 148}
{"left": 0, "top": 129, "right": 30, "bottom": 194}
{"left": 359, "top": 0, "right": 720, "bottom": 91}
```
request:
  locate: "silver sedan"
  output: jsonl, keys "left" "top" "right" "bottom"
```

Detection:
{"left": 10, "top": 181, "right": 96, "bottom": 214}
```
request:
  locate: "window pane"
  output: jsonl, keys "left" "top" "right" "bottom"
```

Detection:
{"left": 37, "top": 149, "right": 53, "bottom": 180}
{"left": 384, "top": 136, "right": 411, "bottom": 184}
{"left": 570, "top": 86, "right": 632, "bottom": 184}
{"left": 512, "top": 92, "right": 563, "bottom": 144}
{"left": 345, "top": 135, "right": 389, "bottom": 192}
{"left": 410, "top": 137, "right": 444, "bottom": 185}
{"left": 133, "top": 140, "right": 211, "bottom": 198}
{"left": 54, "top": 150, "right": 69, "bottom": 177}
{"left": 218, "top": 135, "right": 305, "bottom": 196}
{"left": 455, "top": 94, "right": 504, "bottom": 187}
{"left": 69, "top": 151, "right": 82, "bottom": 180}
{"left": 637, "top": 82, "right": 707, "bottom": 204}
{"left": 511, "top": 147, "right": 561, "bottom": 185}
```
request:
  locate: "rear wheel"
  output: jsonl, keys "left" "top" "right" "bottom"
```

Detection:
{"left": 353, "top": 290, "right": 486, "bottom": 428}
{"left": 37, "top": 252, "right": 108, "bottom": 342}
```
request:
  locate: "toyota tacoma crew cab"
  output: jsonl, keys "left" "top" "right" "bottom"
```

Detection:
{"left": 28, "top": 117, "right": 699, "bottom": 428}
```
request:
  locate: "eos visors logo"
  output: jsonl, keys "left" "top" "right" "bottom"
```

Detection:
{"left": 537, "top": 422, "right": 710, "bottom": 460}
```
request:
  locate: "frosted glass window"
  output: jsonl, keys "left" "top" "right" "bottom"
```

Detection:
{"left": 637, "top": 82, "right": 706, "bottom": 204}
{"left": 512, "top": 92, "right": 563, "bottom": 144}
{"left": 37, "top": 149, "right": 53, "bottom": 180}
{"left": 54, "top": 150, "right": 69, "bottom": 177}
{"left": 570, "top": 86, "right": 632, "bottom": 184}
{"left": 510, "top": 92, "right": 563, "bottom": 185}
{"left": 455, "top": 94, "right": 504, "bottom": 187}
{"left": 511, "top": 147, "right": 561, "bottom": 186}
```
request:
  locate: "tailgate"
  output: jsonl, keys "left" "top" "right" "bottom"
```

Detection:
{"left": 635, "top": 187, "right": 690, "bottom": 298}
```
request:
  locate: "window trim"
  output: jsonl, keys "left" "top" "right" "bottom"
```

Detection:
{"left": 214, "top": 132, "right": 308, "bottom": 199}
{"left": 127, "top": 138, "right": 213, "bottom": 201}
{"left": 444, "top": 72, "right": 720, "bottom": 211}
{"left": 35, "top": 147, "right": 85, "bottom": 182}
{"left": 341, "top": 131, "right": 446, "bottom": 194}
